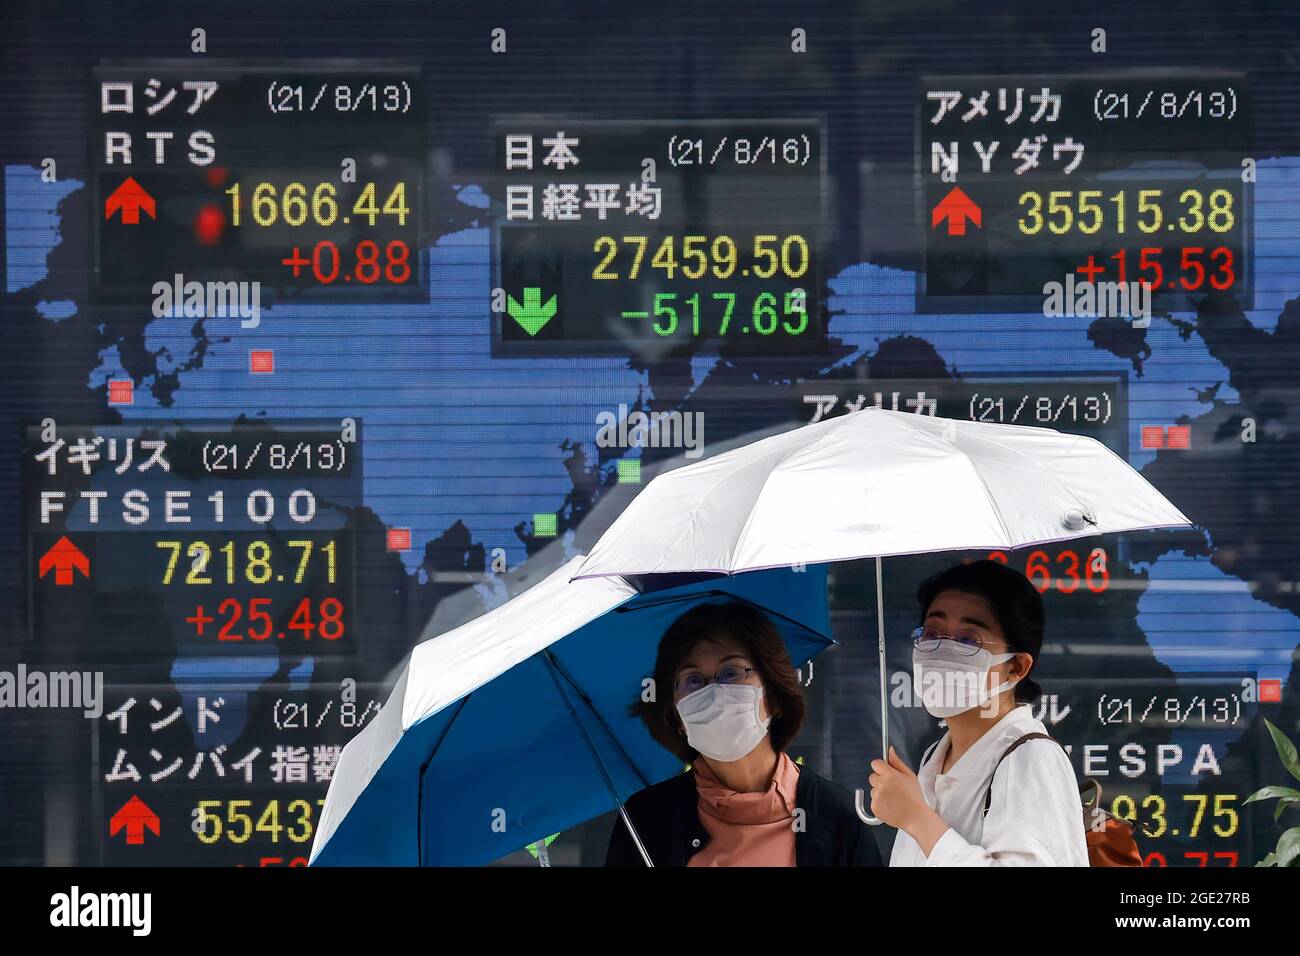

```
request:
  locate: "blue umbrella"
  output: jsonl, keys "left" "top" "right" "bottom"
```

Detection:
{"left": 310, "top": 556, "right": 833, "bottom": 866}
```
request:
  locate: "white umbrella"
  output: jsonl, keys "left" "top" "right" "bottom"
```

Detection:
{"left": 573, "top": 406, "right": 1194, "bottom": 823}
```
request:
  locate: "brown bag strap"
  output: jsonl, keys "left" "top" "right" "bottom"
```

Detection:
{"left": 981, "top": 732, "right": 1058, "bottom": 816}
{"left": 977, "top": 735, "right": 1140, "bottom": 839}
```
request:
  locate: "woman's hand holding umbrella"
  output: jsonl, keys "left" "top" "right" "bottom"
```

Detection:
{"left": 868, "top": 746, "right": 949, "bottom": 855}
{"left": 576, "top": 407, "right": 1193, "bottom": 829}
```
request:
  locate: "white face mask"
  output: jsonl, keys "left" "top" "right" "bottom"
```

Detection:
{"left": 912, "top": 641, "right": 1018, "bottom": 718}
{"left": 675, "top": 682, "right": 771, "bottom": 762}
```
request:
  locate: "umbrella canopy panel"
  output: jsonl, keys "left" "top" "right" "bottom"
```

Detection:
{"left": 576, "top": 407, "right": 1193, "bottom": 578}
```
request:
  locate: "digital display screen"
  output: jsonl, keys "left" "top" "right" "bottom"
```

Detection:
{"left": 1, "top": 0, "right": 1297, "bottom": 890}
{"left": 921, "top": 73, "right": 1252, "bottom": 305}
{"left": 492, "top": 119, "right": 826, "bottom": 354}
{"left": 93, "top": 63, "right": 425, "bottom": 304}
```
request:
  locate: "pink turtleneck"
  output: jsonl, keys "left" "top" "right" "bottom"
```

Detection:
{"left": 686, "top": 750, "right": 800, "bottom": 867}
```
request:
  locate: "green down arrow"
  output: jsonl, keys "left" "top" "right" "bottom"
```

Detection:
{"left": 507, "top": 287, "right": 557, "bottom": 336}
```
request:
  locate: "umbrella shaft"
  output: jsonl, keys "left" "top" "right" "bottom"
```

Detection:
{"left": 876, "top": 555, "right": 889, "bottom": 758}
{"left": 541, "top": 651, "right": 655, "bottom": 867}
{"left": 618, "top": 803, "right": 654, "bottom": 868}
{"left": 856, "top": 557, "right": 890, "bottom": 826}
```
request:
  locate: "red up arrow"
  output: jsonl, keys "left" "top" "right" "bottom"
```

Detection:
{"left": 931, "top": 186, "right": 981, "bottom": 236}
{"left": 110, "top": 796, "right": 160, "bottom": 845}
{"left": 104, "top": 176, "right": 156, "bottom": 224}
{"left": 38, "top": 536, "right": 90, "bottom": 586}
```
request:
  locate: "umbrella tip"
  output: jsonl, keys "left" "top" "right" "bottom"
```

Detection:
{"left": 1061, "top": 509, "right": 1097, "bottom": 531}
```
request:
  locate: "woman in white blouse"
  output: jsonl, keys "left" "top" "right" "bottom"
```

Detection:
{"left": 870, "top": 559, "right": 1088, "bottom": 866}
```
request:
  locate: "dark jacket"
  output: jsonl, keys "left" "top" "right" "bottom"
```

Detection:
{"left": 604, "top": 762, "right": 884, "bottom": 867}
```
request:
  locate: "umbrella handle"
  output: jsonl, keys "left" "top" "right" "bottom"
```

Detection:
{"left": 854, "top": 788, "right": 884, "bottom": 825}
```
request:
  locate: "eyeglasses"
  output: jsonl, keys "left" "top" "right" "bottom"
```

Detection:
{"left": 673, "top": 664, "right": 757, "bottom": 699}
{"left": 911, "top": 625, "right": 1009, "bottom": 657}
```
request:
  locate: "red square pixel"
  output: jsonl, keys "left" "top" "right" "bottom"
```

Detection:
{"left": 108, "top": 380, "right": 134, "bottom": 405}
{"left": 1140, "top": 426, "right": 1165, "bottom": 449}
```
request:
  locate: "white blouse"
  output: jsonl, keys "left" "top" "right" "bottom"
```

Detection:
{"left": 889, "top": 705, "right": 1089, "bottom": 866}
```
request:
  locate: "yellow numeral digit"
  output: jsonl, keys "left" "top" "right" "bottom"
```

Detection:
{"left": 185, "top": 542, "right": 212, "bottom": 585}
{"left": 157, "top": 540, "right": 181, "bottom": 584}
{"left": 288, "top": 540, "right": 313, "bottom": 585}
{"left": 353, "top": 183, "right": 379, "bottom": 225}
{"left": 382, "top": 183, "right": 410, "bottom": 225}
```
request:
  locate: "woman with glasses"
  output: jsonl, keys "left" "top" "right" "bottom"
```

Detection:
{"left": 605, "top": 600, "right": 882, "bottom": 866}
{"left": 869, "top": 559, "right": 1088, "bottom": 866}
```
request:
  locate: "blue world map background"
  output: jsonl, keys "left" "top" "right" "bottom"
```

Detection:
{"left": 3, "top": 0, "right": 1300, "bottom": 866}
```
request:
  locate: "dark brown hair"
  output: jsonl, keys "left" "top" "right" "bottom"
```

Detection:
{"left": 635, "top": 600, "right": 806, "bottom": 761}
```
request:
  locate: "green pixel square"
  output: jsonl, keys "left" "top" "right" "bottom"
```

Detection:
{"left": 617, "top": 459, "right": 641, "bottom": 484}
{"left": 533, "top": 512, "right": 557, "bottom": 537}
